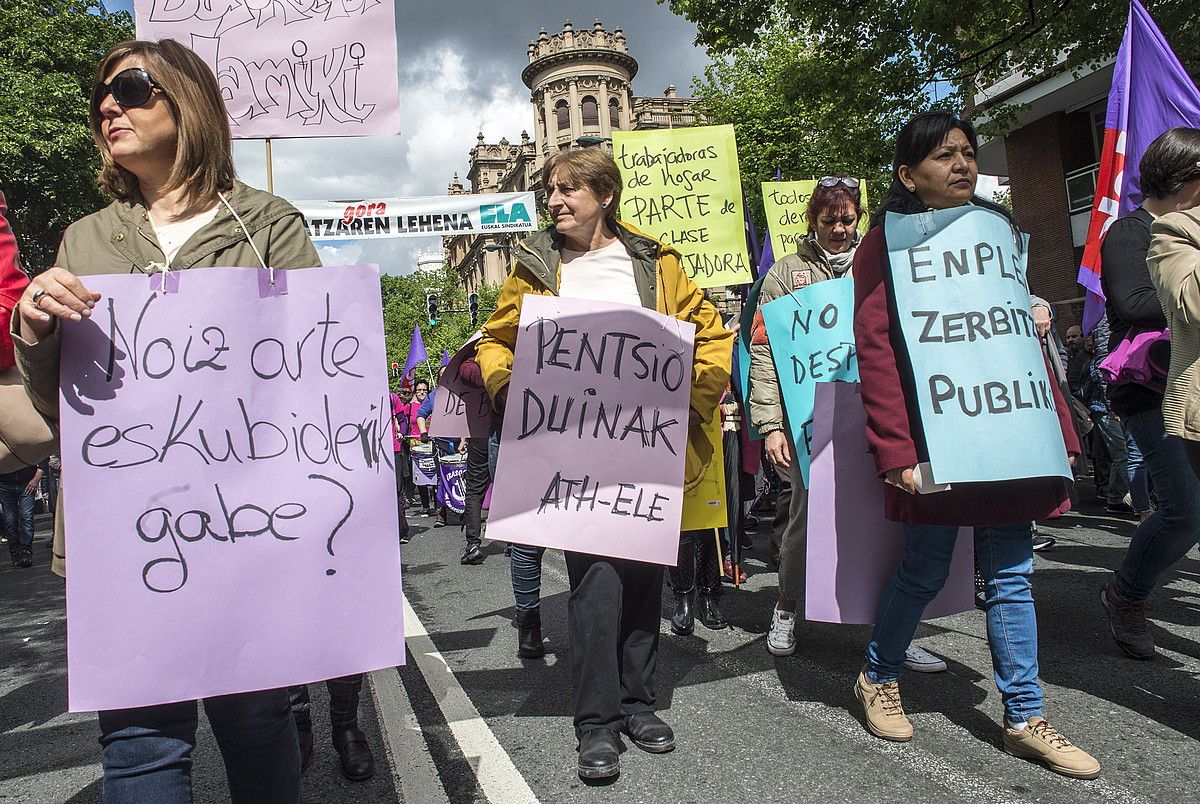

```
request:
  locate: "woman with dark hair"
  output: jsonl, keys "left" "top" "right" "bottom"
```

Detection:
{"left": 11, "top": 39, "right": 319, "bottom": 801}
{"left": 476, "top": 146, "right": 732, "bottom": 781}
{"left": 851, "top": 111, "right": 1099, "bottom": 779}
{"left": 1101, "top": 127, "right": 1200, "bottom": 659}
{"left": 745, "top": 176, "right": 944, "bottom": 671}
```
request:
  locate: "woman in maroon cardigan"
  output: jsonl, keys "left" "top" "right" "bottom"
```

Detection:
{"left": 851, "top": 112, "right": 1100, "bottom": 780}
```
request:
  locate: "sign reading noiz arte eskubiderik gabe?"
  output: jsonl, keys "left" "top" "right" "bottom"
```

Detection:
{"left": 58, "top": 265, "right": 405, "bottom": 713}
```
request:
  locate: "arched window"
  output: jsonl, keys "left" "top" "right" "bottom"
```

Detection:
{"left": 581, "top": 96, "right": 599, "bottom": 126}
{"left": 609, "top": 97, "right": 620, "bottom": 128}
{"left": 555, "top": 100, "right": 570, "bottom": 131}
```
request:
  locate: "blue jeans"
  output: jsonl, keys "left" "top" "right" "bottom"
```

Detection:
{"left": 1124, "top": 424, "right": 1151, "bottom": 513}
{"left": 511, "top": 544, "right": 546, "bottom": 611}
{"left": 866, "top": 522, "right": 1042, "bottom": 723}
{"left": 98, "top": 688, "right": 300, "bottom": 804}
{"left": 1091, "top": 412, "right": 1129, "bottom": 501}
{"left": 0, "top": 480, "right": 34, "bottom": 555}
{"left": 1116, "top": 407, "right": 1200, "bottom": 600}
{"left": 488, "top": 421, "right": 546, "bottom": 611}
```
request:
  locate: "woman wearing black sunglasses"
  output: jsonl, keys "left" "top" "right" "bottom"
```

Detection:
{"left": 11, "top": 39, "right": 321, "bottom": 803}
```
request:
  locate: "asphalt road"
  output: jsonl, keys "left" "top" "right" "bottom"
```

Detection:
{"left": 3, "top": 488, "right": 1199, "bottom": 803}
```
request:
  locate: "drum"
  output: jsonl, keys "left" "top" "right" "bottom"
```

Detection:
{"left": 410, "top": 442, "right": 437, "bottom": 486}
{"left": 437, "top": 452, "right": 468, "bottom": 515}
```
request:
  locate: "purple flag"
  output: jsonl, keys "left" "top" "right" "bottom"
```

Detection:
{"left": 756, "top": 169, "right": 783, "bottom": 278}
{"left": 743, "top": 199, "right": 762, "bottom": 268}
{"left": 441, "top": 348, "right": 451, "bottom": 368}
{"left": 756, "top": 229, "right": 776, "bottom": 279}
{"left": 1078, "top": 0, "right": 1200, "bottom": 332}
{"left": 401, "top": 323, "right": 428, "bottom": 385}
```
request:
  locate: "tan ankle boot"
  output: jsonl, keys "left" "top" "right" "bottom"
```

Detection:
{"left": 855, "top": 670, "right": 913, "bottom": 741}
{"left": 1003, "top": 717, "right": 1101, "bottom": 779}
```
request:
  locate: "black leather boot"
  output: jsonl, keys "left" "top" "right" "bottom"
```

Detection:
{"left": 696, "top": 537, "right": 729, "bottom": 630}
{"left": 668, "top": 538, "right": 696, "bottom": 635}
{"left": 515, "top": 607, "right": 545, "bottom": 658}
{"left": 670, "top": 590, "right": 695, "bottom": 635}
{"left": 577, "top": 729, "right": 621, "bottom": 780}
{"left": 332, "top": 725, "right": 375, "bottom": 781}
{"left": 696, "top": 590, "right": 729, "bottom": 630}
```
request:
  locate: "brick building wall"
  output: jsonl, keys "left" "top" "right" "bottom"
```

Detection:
{"left": 1004, "top": 112, "right": 1083, "bottom": 327}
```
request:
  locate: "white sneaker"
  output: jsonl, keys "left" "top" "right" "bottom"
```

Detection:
{"left": 903, "top": 644, "right": 947, "bottom": 672}
{"left": 767, "top": 606, "right": 796, "bottom": 656}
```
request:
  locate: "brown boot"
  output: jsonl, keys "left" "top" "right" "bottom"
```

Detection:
{"left": 855, "top": 670, "right": 912, "bottom": 741}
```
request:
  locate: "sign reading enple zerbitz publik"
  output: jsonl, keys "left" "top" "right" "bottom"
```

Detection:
{"left": 612, "top": 125, "right": 752, "bottom": 288}
{"left": 58, "top": 265, "right": 405, "bottom": 712}
{"left": 134, "top": 0, "right": 401, "bottom": 139}
{"left": 485, "top": 296, "right": 696, "bottom": 565}
{"left": 884, "top": 206, "right": 1072, "bottom": 484}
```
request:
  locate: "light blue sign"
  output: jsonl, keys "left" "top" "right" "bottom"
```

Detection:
{"left": 761, "top": 278, "right": 858, "bottom": 486}
{"left": 884, "top": 207, "right": 1071, "bottom": 484}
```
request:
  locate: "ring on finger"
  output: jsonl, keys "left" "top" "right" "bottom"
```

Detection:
{"left": 31, "top": 288, "right": 47, "bottom": 306}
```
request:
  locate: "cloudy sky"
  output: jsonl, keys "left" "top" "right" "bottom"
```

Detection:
{"left": 108, "top": 0, "right": 712, "bottom": 274}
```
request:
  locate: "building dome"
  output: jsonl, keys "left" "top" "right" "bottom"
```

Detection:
{"left": 522, "top": 20, "right": 638, "bottom": 162}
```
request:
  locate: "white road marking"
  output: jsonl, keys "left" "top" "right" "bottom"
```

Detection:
{"left": 368, "top": 667, "right": 450, "bottom": 804}
{"left": 402, "top": 598, "right": 540, "bottom": 804}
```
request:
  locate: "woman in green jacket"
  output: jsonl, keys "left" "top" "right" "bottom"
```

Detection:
{"left": 12, "top": 39, "right": 323, "bottom": 803}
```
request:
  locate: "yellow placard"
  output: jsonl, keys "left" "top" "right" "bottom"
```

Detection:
{"left": 761, "top": 180, "right": 870, "bottom": 260}
{"left": 613, "top": 124, "right": 752, "bottom": 289}
{"left": 681, "top": 408, "right": 727, "bottom": 531}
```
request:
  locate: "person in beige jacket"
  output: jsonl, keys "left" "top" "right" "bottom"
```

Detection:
{"left": 1150, "top": 205, "right": 1200, "bottom": 472}
{"left": 748, "top": 178, "right": 862, "bottom": 656}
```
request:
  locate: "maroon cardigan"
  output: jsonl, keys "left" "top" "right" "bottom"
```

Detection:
{"left": 852, "top": 225, "right": 1079, "bottom": 526}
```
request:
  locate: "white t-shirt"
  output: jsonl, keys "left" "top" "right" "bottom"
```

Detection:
{"left": 151, "top": 206, "right": 219, "bottom": 266}
{"left": 557, "top": 238, "right": 642, "bottom": 307}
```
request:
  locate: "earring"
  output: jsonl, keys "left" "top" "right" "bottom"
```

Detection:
{"left": 601, "top": 202, "right": 608, "bottom": 208}
{"left": 905, "top": 185, "right": 916, "bottom": 192}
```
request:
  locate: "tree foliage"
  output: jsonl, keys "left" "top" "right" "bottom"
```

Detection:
{"left": 380, "top": 267, "right": 500, "bottom": 390}
{"left": 665, "top": 0, "right": 1199, "bottom": 119}
{"left": 0, "top": 1, "right": 134, "bottom": 268}
{"left": 691, "top": 9, "right": 930, "bottom": 226}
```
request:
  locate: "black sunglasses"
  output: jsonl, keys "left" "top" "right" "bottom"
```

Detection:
{"left": 92, "top": 67, "right": 164, "bottom": 115}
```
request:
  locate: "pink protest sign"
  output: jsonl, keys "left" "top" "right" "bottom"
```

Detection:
{"left": 486, "top": 295, "right": 695, "bottom": 565}
{"left": 134, "top": 0, "right": 400, "bottom": 139}
{"left": 430, "top": 335, "right": 495, "bottom": 439}
{"left": 58, "top": 265, "right": 404, "bottom": 712}
{"left": 805, "top": 382, "right": 974, "bottom": 624}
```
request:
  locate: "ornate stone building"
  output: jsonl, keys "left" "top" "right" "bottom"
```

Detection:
{"left": 446, "top": 20, "right": 700, "bottom": 291}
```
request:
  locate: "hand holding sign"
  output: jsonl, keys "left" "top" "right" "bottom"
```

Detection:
{"left": 883, "top": 207, "right": 1071, "bottom": 484}
{"left": 59, "top": 265, "right": 404, "bottom": 712}
{"left": 760, "top": 278, "right": 859, "bottom": 486}
{"left": 485, "top": 295, "right": 695, "bottom": 565}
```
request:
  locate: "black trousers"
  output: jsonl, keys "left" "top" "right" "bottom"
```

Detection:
{"left": 565, "top": 552, "right": 663, "bottom": 738}
{"left": 462, "top": 437, "right": 490, "bottom": 546}
{"left": 289, "top": 674, "right": 363, "bottom": 732}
